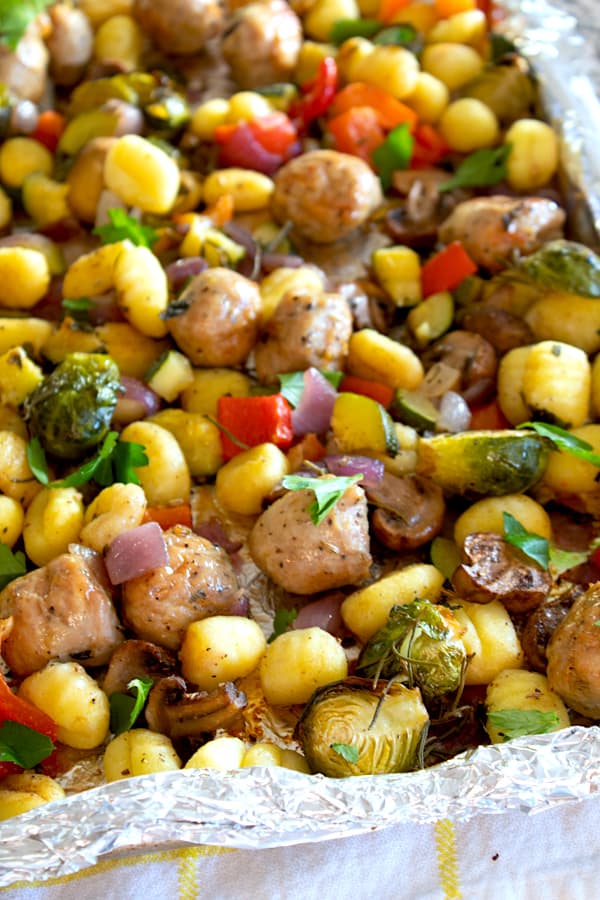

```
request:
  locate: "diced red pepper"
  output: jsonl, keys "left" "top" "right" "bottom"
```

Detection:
{"left": 0, "top": 671, "right": 58, "bottom": 776}
{"left": 143, "top": 503, "right": 193, "bottom": 530}
{"left": 377, "top": 0, "right": 412, "bottom": 22}
{"left": 289, "top": 57, "right": 338, "bottom": 133}
{"left": 327, "top": 106, "right": 386, "bottom": 163}
{"left": 468, "top": 398, "right": 510, "bottom": 430}
{"left": 328, "top": 83, "right": 418, "bottom": 132}
{"left": 217, "top": 394, "right": 294, "bottom": 460}
{"left": 421, "top": 241, "right": 478, "bottom": 296}
{"left": 286, "top": 432, "right": 328, "bottom": 471}
{"left": 339, "top": 374, "right": 394, "bottom": 409}
{"left": 410, "top": 123, "right": 450, "bottom": 169}
{"left": 30, "top": 110, "right": 67, "bottom": 152}
{"left": 214, "top": 113, "right": 299, "bottom": 175}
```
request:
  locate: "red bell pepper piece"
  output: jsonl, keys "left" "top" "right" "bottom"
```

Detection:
{"left": 328, "top": 83, "right": 418, "bottom": 132}
{"left": 0, "top": 672, "right": 58, "bottom": 777}
{"left": 410, "top": 123, "right": 450, "bottom": 169}
{"left": 339, "top": 375, "right": 394, "bottom": 409}
{"left": 143, "top": 503, "right": 194, "bottom": 530}
{"left": 30, "top": 110, "right": 67, "bottom": 152}
{"left": 468, "top": 398, "right": 510, "bottom": 430}
{"left": 421, "top": 241, "right": 478, "bottom": 297}
{"left": 217, "top": 394, "right": 294, "bottom": 460}
{"left": 327, "top": 106, "right": 386, "bottom": 162}
{"left": 289, "top": 57, "right": 339, "bottom": 133}
{"left": 214, "top": 113, "right": 299, "bottom": 175}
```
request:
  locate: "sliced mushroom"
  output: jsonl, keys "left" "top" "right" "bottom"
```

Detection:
{"left": 422, "top": 330, "right": 498, "bottom": 394}
{"left": 386, "top": 169, "right": 470, "bottom": 248}
{"left": 521, "top": 582, "right": 583, "bottom": 672}
{"left": 102, "top": 639, "right": 178, "bottom": 697}
{"left": 459, "top": 304, "right": 534, "bottom": 354}
{"left": 365, "top": 472, "right": 445, "bottom": 551}
{"left": 451, "top": 532, "right": 552, "bottom": 613}
{"left": 145, "top": 676, "right": 247, "bottom": 739}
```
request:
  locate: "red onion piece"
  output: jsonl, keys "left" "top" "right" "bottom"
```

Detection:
{"left": 229, "top": 593, "right": 250, "bottom": 617}
{"left": 105, "top": 521, "right": 169, "bottom": 585}
{"left": 194, "top": 517, "right": 243, "bottom": 555}
{"left": 292, "top": 593, "right": 345, "bottom": 637}
{"left": 324, "top": 453, "right": 385, "bottom": 488}
{"left": 260, "top": 252, "right": 304, "bottom": 272}
{"left": 112, "top": 376, "right": 161, "bottom": 426}
{"left": 165, "top": 256, "right": 208, "bottom": 294}
{"left": 291, "top": 367, "right": 337, "bottom": 437}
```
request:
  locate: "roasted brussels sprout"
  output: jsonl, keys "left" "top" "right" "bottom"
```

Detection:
{"left": 296, "top": 677, "right": 429, "bottom": 777}
{"left": 24, "top": 352, "right": 121, "bottom": 459}
{"left": 460, "top": 59, "right": 536, "bottom": 124}
{"left": 356, "top": 600, "right": 467, "bottom": 702}
{"left": 517, "top": 239, "right": 600, "bottom": 298}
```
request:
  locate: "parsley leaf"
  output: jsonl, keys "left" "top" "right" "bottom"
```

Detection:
{"left": 93, "top": 208, "right": 158, "bottom": 250}
{"left": 0, "top": 720, "right": 54, "bottom": 768}
{"left": 487, "top": 708, "right": 560, "bottom": 741}
{"left": 26, "top": 436, "right": 50, "bottom": 485}
{"left": 549, "top": 546, "right": 589, "bottom": 577}
{"left": 268, "top": 608, "right": 298, "bottom": 643}
{"left": 0, "top": 0, "right": 53, "bottom": 51}
{"left": 439, "top": 144, "right": 511, "bottom": 193}
{"left": 372, "top": 124, "right": 414, "bottom": 190}
{"left": 109, "top": 677, "right": 154, "bottom": 737}
{"left": 503, "top": 512, "right": 549, "bottom": 570}
{"left": 0, "top": 544, "right": 27, "bottom": 591}
{"left": 282, "top": 473, "right": 362, "bottom": 525}
{"left": 278, "top": 370, "right": 342, "bottom": 408}
{"left": 62, "top": 297, "right": 93, "bottom": 323}
{"left": 331, "top": 742, "right": 359, "bottom": 763}
{"left": 518, "top": 421, "right": 600, "bottom": 467}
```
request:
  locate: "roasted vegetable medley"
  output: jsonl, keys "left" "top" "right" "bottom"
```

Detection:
{"left": 0, "top": 0, "right": 599, "bottom": 817}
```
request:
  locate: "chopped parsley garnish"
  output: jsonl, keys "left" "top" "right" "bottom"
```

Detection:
{"left": 109, "top": 677, "right": 154, "bottom": 737}
{"left": 503, "top": 512, "right": 550, "bottom": 570}
{"left": 268, "top": 608, "right": 298, "bottom": 643}
{"left": 0, "top": 0, "right": 53, "bottom": 51}
{"left": 487, "top": 708, "right": 560, "bottom": 741}
{"left": 282, "top": 473, "right": 362, "bottom": 525}
{"left": 27, "top": 432, "right": 148, "bottom": 489}
{"left": 0, "top": 544, "right": 27, "bottom": 591}
{"left": 0, "top": 720, "right": 54, "bottom": 769}
{"left": 439, "top": 145, "right": 511, "bottom": 193}
{"left": 331, "top": 742, "right": 359, "bottom": 763}
{"left": 518, "top": 421, "right": 600, "bottom": 467}
{"left": 93, "top": 208, "right": 158, "bottom": 250}
{"left": 372, "top": 124, "right": 414, "bottom": 190}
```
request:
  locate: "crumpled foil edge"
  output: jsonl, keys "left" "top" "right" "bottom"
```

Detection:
{"left": 2, "top": 0, "right": 600, "bottom": 886}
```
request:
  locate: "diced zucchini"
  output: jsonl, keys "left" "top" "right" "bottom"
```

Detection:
{"left": 331, "top": 392, "right": 399, "bottom": 456}
{"left": 146, "top": 349, "right": 194, "bottom": 402}
{"left": 416, "top": 429, "right": 552, "bottom": 496}
{"left": 406, "top": 290, "right": 454, "bottom": 346}
{"left": 391, "top": 388, "right": 439, "bottom": 432}
{"left": 57, "top": 108, "right": 120, "bottom": 155}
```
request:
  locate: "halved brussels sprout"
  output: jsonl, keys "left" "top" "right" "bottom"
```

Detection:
{"left": 296, "top": 677, "right": 429, "bottom": 777}
{"left": 517, "top": 239, "right": 600, "bottom": 298}
{"left": 356, "top": 599, "right": 467, "bottom": 702}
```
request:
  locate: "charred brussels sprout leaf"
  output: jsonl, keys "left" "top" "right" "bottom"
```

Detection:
{"left": 518, "top": 240, "right": 600, "bottom": 298}
{"left": 356, "top": 600, "right": 467, "bottom": 701}
{"left": 296, "top": 677, "right": 429, "bottom": 777}
{"left": 24, "top": 353, "right": 122, "bottom": 460}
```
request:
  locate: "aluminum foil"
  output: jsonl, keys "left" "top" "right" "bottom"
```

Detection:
{"left": 2, "top": 0, "right": 600, "bottom": 886}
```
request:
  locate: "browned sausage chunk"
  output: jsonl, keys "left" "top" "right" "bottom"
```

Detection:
{"left": 438, "top": 196, "right": 565, "bottom": 272}
{"left": 547, "top": 583, "right": 600, "bottom": 718}
{"left": 521, "top": 583, "right": 583, "bottom": 672}
{"left": 221, "top": 0, "right": 302, "bottom": 88}
{"left": 271, "top": 150, "right": 383, "bottom": 244}
{"left": 0, "top": 551, "right": 123, "bottom": 677}
{"left": 451, "top": 532, "right": 552, "bottom": 613}
{"left": 121, "top": 525, "right": 240, "bottom": 650}
{"left": 255, "top": 290, "right": 353, "bottom": 384}
{"left": 133, "top": 0, "right": 226, "bottom": 55}
{"left": 166, "top": 267, "right": 261, "bottom": 367}
{"left": 365, "top": 472, "right": 445, "bottom": 551}
{"left": 249, "top": 483, "right": 372, "bottom": 594}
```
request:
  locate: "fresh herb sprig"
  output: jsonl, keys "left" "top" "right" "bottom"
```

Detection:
{"left": 331, "top": 742, "right": 359, "bottom": 764}
{"left": 278, "top": 370, "right": 342, "bottom": 408}
{"left": 109, "top": 677, "right": 154, "bottom": 737}
{"left": 27, "top": 432, "right": 148, "bottom": 489}
{"left": 487, "top": 708, "right": 560, "bottom": 741}
{"left": 93, "top": 208, "right": 158, "bottom": 250}
{"left": 0, "top": 544, "right": 27, "bottom": 591}
{"left": 0, "top": 720, "right": 54, "bottom": 768}
{"left": 503, "top": 512, "right": 549, "bottom": 569}
{"left": 0, "top": 0, "right": 53, "bottom": 51}
{"left": 268, "top": 608, "right": 298, "bottom": 643}
{"left": 518, "top": 421, "right": 600, "bottom": 467}
{"left": 439, "top": 145, "right": 511, "bottom": 193}
{"left": 282, "top": 473, "right": 362, "bottom": 525}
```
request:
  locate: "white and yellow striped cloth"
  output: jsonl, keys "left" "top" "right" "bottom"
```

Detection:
{"left": 2, "top": 795, "right": 599, "bottom": 899}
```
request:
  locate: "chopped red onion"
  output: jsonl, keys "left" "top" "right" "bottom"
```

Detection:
{"left": 112, "top": 376, "right": 161, "bottom": 426}
{"left": 194, "top": 517, "right": 243, "bottom": 555}
{"left": 105, "top": 522, "right": 169, "bottom": 585}
{"left": 260, "top": 252, "right": 304, "bottom": 272}
{"left": 324, "top": 454, "right": 385, "bottom": 488}
{"left": 291, "top": 367, "right": 337, "bottom": 437}
{"left": 165, "top": 257, "right": 208, "bottom": 294}
{"left": 436, "top": 391, "right": 472, "bottom": 433}
{"left": 292, "top": 593, "right": 345, "bottom": 637}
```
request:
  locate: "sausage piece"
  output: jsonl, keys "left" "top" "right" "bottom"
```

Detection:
{"left": 248, "top": 482, "right": 372, "bottom": 594}
{"left": 547, "top": 583, "right": 600, "bottom": 719}
{"left": 222, "top": 0, "right": 302, "bottom": 88}
{"left": 271, "top": 150, "right": 383, "bottom": 244}
{"left": 133, "top": 0, "right": 226, "bottom": 55}
{"left": 451, "top": 531, "right": 552, "bottom": 613}
{"left": 166, "top": 267, "right": 261, "bottom": 367}
{"left": 254, "top": 289, "right": 353, "bottom": 385}
{"left": 365, "top": 472, "right": 445, "bottom": 551}
{"left": 438, "top": 196, "right": 565, "bottom": 272}
{"left": 521, "top": 583, "right": 583, "bottom": 672}
{"left": 0, "top": 552, "right": 123, "bottom": 677}
{"left": 121, "top": 525, "right": 240, "bottom": 650}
